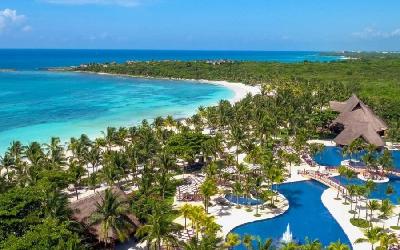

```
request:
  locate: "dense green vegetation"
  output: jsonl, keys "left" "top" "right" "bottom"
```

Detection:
{"left": 76, "top": 55, "right": 400, "bottom": 139}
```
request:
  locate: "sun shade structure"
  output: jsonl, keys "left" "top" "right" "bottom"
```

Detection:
{"left": 69, "top": 186, "right": 141, "bottom": 243}
{"left": 329, "top": 94, "right": 387, "bottom": 147}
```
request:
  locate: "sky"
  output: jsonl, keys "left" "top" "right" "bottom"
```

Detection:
{"left": 0, "top": 0, "right": 399, "bottom": 51}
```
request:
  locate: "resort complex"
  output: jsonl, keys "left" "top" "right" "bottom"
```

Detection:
{"left": 2, "top": 55, "right": 400, "bottom": 250}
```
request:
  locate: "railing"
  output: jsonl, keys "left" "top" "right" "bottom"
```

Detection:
{"left": 298, "top": 170, "right": 347, "bottom": 195}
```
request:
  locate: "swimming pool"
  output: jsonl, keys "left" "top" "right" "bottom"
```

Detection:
{"left": 231, "top": 180, "right": 351, "bottom": 249}
{"left": 225, "top": 194, "right": 263, "bottom": 206}
{"left": 332, "top": 175, "right": 400, "bottom": 204}
{"left": 313, "top": 146, "right": 400, "bottom": 168}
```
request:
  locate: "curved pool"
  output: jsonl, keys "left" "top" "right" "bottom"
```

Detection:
{"left": 313, "top": 146, "right": 400, "bottom": 168}
{"left": 231, "top": 180, "right": 351, "bottom": 249}
{"left": 225, "top": 194, "right": 263, "bottom": 206}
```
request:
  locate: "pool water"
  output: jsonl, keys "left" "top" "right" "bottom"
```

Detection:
{"left": 313, "top": 146, "right": 400, "bottom": 168}
{"left": 231, "top": 180, "right": 351, "bottom": 249}
{"left": 225, "top": 194, "right": 263, "bottom": 206}
{"left": 332, "top": 175, "right": 400, "bottom": 204}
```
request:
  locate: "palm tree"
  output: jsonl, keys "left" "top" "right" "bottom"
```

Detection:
{"left": 88, "top": 172, "right": 99, "bottom": 193}
{"left": 379, "top": 149, "right": 394, "bottom": 174}
{"left": 364, "top": 180, "right": 377, "bottom": 219}
{"left": 280, "top": 241, "right": 300, "bottom": 250}
{"left": 224, "top": 233, "right": 241, "bottom": 250}
{"left": 379, "top": 199, "right": 394, "bottom": 228}
{"left": 90, "top": 188, "right": 132, "bottom": 246}
{"left": 336, "top": 165, "right": 349, "bottom": 199}
{"left": 327, "top": 240, "right": 350, "bottom": 250}
{"left": 378, "top": 232, "right": 398, "bottom": 250}
{"left": 229, "top": 122, "right": 246, "bottom": 167}
{"left": 135, "top": 210, "right": 180, "bottom": 250}
{"left": 242, "top": 234, "right": 254, "bottom": 250}
{"left": 44, "top": 137, "right": 66, "bottom": 169}
{"left": 254, "top": 237, "right": 273, "bottom": 250}
{"left": 85, "top": 145, "right": 102, "bottom": 174}
{"left": 233, "top": 181, "right": 243, "bottom": 208}
{"left": 346, "top": 184, "right": 358, "bottom": 214}
{"left": 367, "top": 200, "right": 381, "bottom": 223}
{"left": 68, "top": 160, "right": 87, "bottom": 200}
{"left": 355, "top": 226, "right": 384, "bottom": 250}
{"left": 199, "top": 178, "right": 218, "bottom": 213}
{"left": 301, "top": 238, "right": 322, "bottom": 250}
{"left": 180, "top": 203, "right": 192, "bottom": 229}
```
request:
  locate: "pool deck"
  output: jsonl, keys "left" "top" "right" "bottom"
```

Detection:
{"left": 322, "top": 188, "right": 370, "bottom": 250}
{"left": 174, "top": 193, "right": 289, "bottom": 238}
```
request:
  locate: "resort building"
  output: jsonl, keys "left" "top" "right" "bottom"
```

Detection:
{"left": 69, "top": 187, "right": 141, "bottom": 244}
{"left": 329, "top": 94, "right": 388, "bottom": 147}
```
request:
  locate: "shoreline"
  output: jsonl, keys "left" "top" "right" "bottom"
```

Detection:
{"left": 71, "top": 70, "right": 261, "bottom": 104}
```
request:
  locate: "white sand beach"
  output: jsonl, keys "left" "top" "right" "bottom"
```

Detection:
{"left": 197, "top": 80, "right": 261, "bottom": 104}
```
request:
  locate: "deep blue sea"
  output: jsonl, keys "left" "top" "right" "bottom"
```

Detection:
{"left": 0, "top": 49, "right": 342, "bottom": 70}
{"left": 0, "top": 50, "right": 341, "bottom": 152}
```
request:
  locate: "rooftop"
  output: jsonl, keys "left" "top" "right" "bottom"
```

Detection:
{"left": 329, "top": 94, "right": 387, "bottom": 147}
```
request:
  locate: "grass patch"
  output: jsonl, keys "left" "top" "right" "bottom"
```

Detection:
{"left": 390, "top": 226, "right": 400, "bottom": 230}
{"left": 349, "top": 210, "right": 357, "bottom": 214}
{"left": 350, "top": 218, "right": 370, "bottom": 228}
{"left": 254, "top": 213, "right": 261, "bottom": 217}
{"left": 246, "top": 208, "right": 253, "bottom": 212}
{"left": 235, "top": 205, "right": 242, "bottom": 209}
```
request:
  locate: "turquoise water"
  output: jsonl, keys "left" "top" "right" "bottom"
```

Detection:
{"left": 0, "top": 50, "right": 343, "bottom": 70}
{"left": 0, "top": 71, "right": 233, "bottom": 152}
{"left": 314, "top": 146, "right": 400, "bottom": 168}
{"left": 231, "top": 181, "right": 351, "bottom": 249}
{"left": 332, "top": 175, "right": 400, "bottom": 204}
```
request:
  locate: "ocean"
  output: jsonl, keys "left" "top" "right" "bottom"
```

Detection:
{"left": 0, "top": 50, "right": 341, "bottom": 152}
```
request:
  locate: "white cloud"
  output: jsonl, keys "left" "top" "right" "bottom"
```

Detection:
{"left": 22, "top": 25, "right": 32, "bottom": 32}
{"left": 353, "top": 27, "right": 400, "bottom": 39}
{"left": 0, "top": 9, "right": 28, "bottom": 32}
{"left": 42, "top": 0, "right": 143, "bottom": 7}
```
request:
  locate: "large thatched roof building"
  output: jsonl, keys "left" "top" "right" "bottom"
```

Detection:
{"left": 69, "top": 186, "right": 141, "bottom": 243}
{"left": 329, "top": 94, "right": 387, "bottom": 147}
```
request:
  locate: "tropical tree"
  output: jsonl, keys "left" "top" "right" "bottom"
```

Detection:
{"left": 180, "top": 203, "right": 192, "bottom": 230}
{"left": 224, "top": 233, "right": 241, "bottom": 250}
{"left": 377, "top": 232, "right": 398, "bottom": 250}
{"left": 255, "top": 237, "right": 273, "bottom": 250}
{"left": 379, "top": 199, "right": 394, "bottom": 228}
{"left": 68, "top": 161, "right": 87, "bottom": 200}
{"left": 90, "top": 188, "right": 132, "bottom": 246}
{"left": 242, "top": 234, "right": 254, "bottom": 250}
{"left": 135, "top": 210, "right": 181, "bottom": 250}
{"left": 367, "top": 200, "right": 381, "bottom": 223}
{"left": 355, "top": 227, "right": 384, "bottom": 250}
{"left": 199, "top": 178, "right": 218, "bottom": 213}
{"left": 327, "top": 240, "right": 350, "bottom": 250}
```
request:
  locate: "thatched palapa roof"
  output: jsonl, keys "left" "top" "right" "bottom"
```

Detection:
{"left": 69, "top": 186, "right": 141, "bottom": 242}
{"left": 329, "top": 95, "right": 387, "bottom": 147}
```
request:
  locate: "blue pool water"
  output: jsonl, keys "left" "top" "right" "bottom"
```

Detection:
{"left": 332, "top": 175, "right": 400, "bottom": 204}
{"left": 231, "top": 180, "right": 351, "bottom": 249}
{"left": 0, "top": 50, "right": 343, "bottom": 70}
{"left": 314, "top": 146, "right": 400, "bottom": 168}
{"left": 0, "top": 71, "right": 233, "bottom": 152}
{"left": 225, "top": 194, "right": 263, "bottom": 206}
